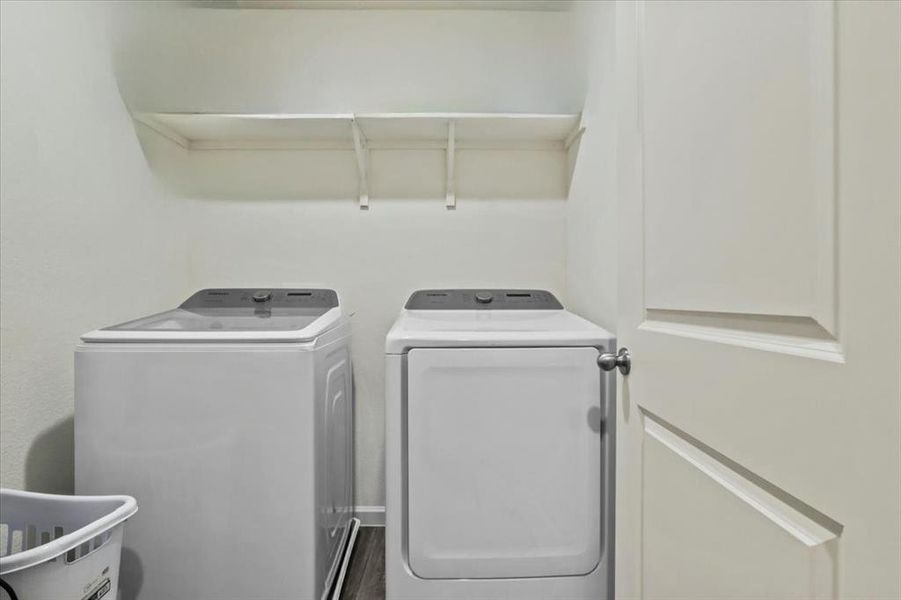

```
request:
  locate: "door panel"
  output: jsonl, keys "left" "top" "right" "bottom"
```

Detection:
{"left": 616, "top": 1, "right": 900, "bottom": 598}
{"left": 640, "top": 0, "right": 838, "bottom": 352}
{"left": 643, "top": 423, "right": 836, "bottom": 600}
{"left": 642, "top": 1, "right": 835, "bottom": 327}
{"left": 641, "top": 415, "right": 839, "bottom": 600}
{"left": 406, "top": 347, "right": 601, "bottom": 579}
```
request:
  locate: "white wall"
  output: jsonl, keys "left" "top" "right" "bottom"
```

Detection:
{"left": 0, "top": 2, "right": 191, "bottom": 491}
{"left": 566, "top": 0, "right": 618, "bottom": 333}
{"left": 115, "top": 6, "right": 587, "bottom": 114}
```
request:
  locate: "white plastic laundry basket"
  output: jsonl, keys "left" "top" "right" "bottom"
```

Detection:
{"left": 0, "top": 489, "right": 137, "bottom": 600}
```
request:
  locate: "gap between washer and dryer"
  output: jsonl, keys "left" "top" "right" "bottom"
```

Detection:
{"left": 337, "top": 527, "right": 386, "bottom": 600}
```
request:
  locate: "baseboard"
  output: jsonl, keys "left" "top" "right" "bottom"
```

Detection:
{"left": 355, "top": 505, "right": 385, "bottom": 526}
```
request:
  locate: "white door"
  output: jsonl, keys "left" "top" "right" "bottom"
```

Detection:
{"left": 615, "top": 1, "right": 900, "bottom": 599}
{"left": 406, "top": 347, "right": 602, "bottom": 580}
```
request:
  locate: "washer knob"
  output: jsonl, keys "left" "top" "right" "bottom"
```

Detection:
{"left": 475, "top": 292, "right": 494, "bottom": 304}
{"left": 252, "top": 290, "right": 272, "bottom": 303}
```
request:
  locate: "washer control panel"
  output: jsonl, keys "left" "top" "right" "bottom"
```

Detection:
{"left": 405, "top": 289, "right": 562, "bottom": 310}
{"left": 180, "top": 288, "right": 338, "bottom": 310}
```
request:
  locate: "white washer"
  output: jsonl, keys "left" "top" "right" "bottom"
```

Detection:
{"left": 75, "top": 288, "right": 354, "bottom": 600}
{"left": 385, "top": 289, "right": 615, "bottom": 600}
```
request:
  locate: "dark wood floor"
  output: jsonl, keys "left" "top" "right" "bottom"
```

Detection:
{"left": 339, "top": 527, "right": 385, "bottom": 600}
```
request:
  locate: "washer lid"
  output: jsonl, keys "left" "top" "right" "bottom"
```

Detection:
{"left": 81, "top": 288, "right": 343, "bottom": 343}
{"left": 386, "top": 307, "right": 613, "bottom": 353}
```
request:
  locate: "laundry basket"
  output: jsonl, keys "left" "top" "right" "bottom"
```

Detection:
{"left": 0, "top": 488, "right": 137, "bottom": 600}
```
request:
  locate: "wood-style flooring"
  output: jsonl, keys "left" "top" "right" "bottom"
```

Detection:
{"left": 339, "top": 527, "right": 385, "bottom": 600}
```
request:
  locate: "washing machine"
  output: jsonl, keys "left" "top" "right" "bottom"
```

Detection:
{"left": 75, "top": 288, "right": 354, "bottom": 600}
{"left": 385, "top": 289, "right": 615, "bottom": 600}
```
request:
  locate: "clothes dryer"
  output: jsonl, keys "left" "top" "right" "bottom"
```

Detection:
{"left": 385, "top": 289, "right": 614, "bottom": 600}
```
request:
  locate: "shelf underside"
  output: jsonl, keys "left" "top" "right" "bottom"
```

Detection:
{"left": 133, "top": 112, "right": 583, "bottom": 151}
{"left": 133, "top": 112, "right": 584, "bottom": 208}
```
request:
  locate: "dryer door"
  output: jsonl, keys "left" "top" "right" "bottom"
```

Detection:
{"left": 406, "top": 346, "right": 603, "bottom": 579}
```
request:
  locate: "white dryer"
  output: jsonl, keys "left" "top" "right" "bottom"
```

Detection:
{"left": 75, "top": 288, "right": 354, "bottom": 600}
{"left": 385, "top": 289, "right": 615, "bottom": 600}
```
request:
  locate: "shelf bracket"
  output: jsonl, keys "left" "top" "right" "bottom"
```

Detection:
{"left": 351, "top": 119, "right": 369, "bottom": 209}
{"left": 445, "top": 120, "right": 456, "bottom": 209}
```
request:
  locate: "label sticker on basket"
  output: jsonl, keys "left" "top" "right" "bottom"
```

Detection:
{"left": 82, "top": 577, "right": 110, "bottom": 600}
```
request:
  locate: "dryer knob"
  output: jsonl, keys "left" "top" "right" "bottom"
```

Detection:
{"left": 475, "top": 292, "right": 494, "bottom": 304}
{"left": 252, "top": 290, "right": 272, "bottom": 303}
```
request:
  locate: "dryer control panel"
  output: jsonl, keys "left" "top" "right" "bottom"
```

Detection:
{"left": 405, "top": 289, "right": 562, "bottom": 310}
